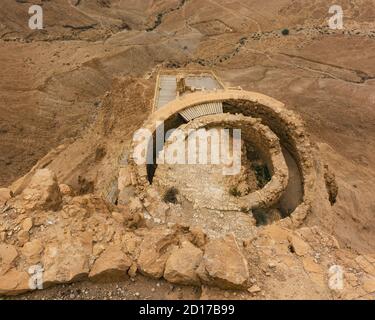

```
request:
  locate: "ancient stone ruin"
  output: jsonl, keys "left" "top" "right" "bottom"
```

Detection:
{"left": 0, "top": 72, "right": 374, "bottom": 299}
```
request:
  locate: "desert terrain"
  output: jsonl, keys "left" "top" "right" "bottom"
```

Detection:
{"left": 0, "top": 0, "right": 374, "bottom": 300}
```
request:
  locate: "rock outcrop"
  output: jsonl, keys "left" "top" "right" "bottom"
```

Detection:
{"left": 0, "top": 168, "right": 374, "bottom": 299}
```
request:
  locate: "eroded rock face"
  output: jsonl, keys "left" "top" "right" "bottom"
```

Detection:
{"left": 137, "top": 227, "right": 179, "bottom": 279}
{"left": 197, "top": 234, "right": 249, "bottom": 289}
{"left": 89, "top": 245, "right": 132, "bottom": 281}
{"left": 20, "top": 169, "right": 62, "bottom": 211}
{"left": 164, "top": 241, "right": 203, "bottom": 286}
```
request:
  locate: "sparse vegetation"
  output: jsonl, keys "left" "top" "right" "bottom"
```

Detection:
{"left": 163, "top": 187, "right": 179, "bottom": 204}
{"left": 253, "top": 164, "right": 271, "bottom": 188}
{"left": 252, "top": 209, "right": 269, "bottom": 226}
{"left": 229, "top": 186, "right": 242, "bottom": 197}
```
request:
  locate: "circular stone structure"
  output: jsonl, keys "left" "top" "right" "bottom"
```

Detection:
{"left": 153, "top": 113, "right": 289, "bottom": 211}
{"left": 128, "top": 89, "right": 317, "bottom": 228}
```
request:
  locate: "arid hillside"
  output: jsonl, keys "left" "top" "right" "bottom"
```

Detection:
{"left": 0, "top": 0, "right": 374, "bottom": 300}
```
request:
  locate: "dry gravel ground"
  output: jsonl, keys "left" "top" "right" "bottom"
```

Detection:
{"left": 14, "top": 276, "right": 202, "bottom": 301}
{"left": 10, "top": 276, "right": 257, "bottom": 301}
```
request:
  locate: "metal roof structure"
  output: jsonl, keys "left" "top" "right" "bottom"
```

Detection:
{"left": 153, "top": 71, "right": 224, "bottom": 112}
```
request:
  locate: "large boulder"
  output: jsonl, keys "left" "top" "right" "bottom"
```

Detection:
{"left": 0, "top": 269, "right": 30, "bottom": 296}
{"left": 0, "top": 244, "right": 18, "bottom": 276}
{"left": 20, "top": 169, "right": 62, "bottom": 211}
{"left": 0, "top": 244, "right": 30, "bottom": 296}
{"left": 89, "top": 245, "right": 132, "bottom": 281}
{"left": 42, "top": 234, "right": 92, "bottom": 286}
{"left": 164, "top": 241, "right": 203, "bottom": 286}
{"left": 137, "top": 227, "right": 179, "bottom": 279}
{"left": 197, "top": 234, "right": 249, "bottom": 289}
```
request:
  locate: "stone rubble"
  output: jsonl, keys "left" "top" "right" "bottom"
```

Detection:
{"left": 0, "top": 162, "right": 374, "bottom": 300}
